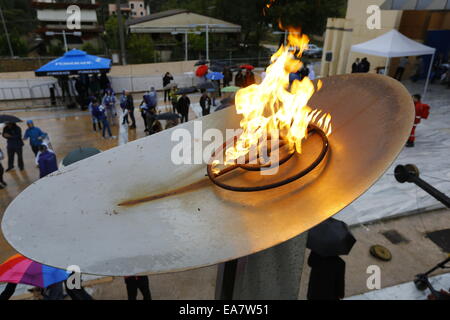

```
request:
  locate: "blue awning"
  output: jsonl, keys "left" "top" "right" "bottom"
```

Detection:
{"left": 35, "top": 49, "right": 112, "bottom": 77}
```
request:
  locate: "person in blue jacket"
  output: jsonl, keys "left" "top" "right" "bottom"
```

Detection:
{"left": 92, "top": 99, "right": 114, "bottom": 139}
{"left": 37, "top": 144, "right": 58, "bottom": 178}
{"left": 23, "top": 120, "right": 47, "bottom": 156}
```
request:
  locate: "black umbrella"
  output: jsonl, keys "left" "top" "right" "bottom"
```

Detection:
{"left": 0, "top": 115, "right": 22, "bottom": 124}
{"left": 194, "top": 60, "right": 208, "bottom": 66}
{"left": 153, "top": 112, "right": 181, "bottom": 121}
{"left": 62, "top": 147, "right": 101, "bottom": 167}
{"left": 175, "top": 87, "right": 198, "bottom": 95}
{"left": 210, "top": 64, "right": 224, "bottom": 72}
{"left": 196, "top": 82, "right": 215, "bottom": 91}
{"left": 306, "top": 218, "right": 356, "bottom": 256}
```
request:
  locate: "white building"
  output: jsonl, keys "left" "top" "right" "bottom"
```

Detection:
{"left": 32, "top": 0, "right": 102, "bottom": 50}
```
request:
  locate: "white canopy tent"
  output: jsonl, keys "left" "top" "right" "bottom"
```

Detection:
{"left": 351, "top": 29, "right": 436, "bottom": 98}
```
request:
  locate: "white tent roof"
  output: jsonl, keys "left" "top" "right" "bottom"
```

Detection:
{"left": 351, "top": 29, "right": 435, "bottom": 58}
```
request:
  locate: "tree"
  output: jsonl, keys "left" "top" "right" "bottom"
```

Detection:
{"left": 127, "top": 34, "right": 157, "bottom": 64}
{"left": 0, "top": 0, "right": 37, "bottom": 36}
{"left": 0, "top": 33, "right": 28, "bottom": 56}
{"left": 47, "top": 42, "right": 64, "bottom": 57}
{"left": 264, "top": 0, "right": 347, "bottom": 36}
{"left": 104, "top": 16, "right": 119, "bottom": 51}
{"left": 82, "top": 42, "right": 101, "bottom": 55}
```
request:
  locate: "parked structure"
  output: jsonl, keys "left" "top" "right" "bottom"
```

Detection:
{"left": 127, "top": 9, "right": 241, "bottom": 61}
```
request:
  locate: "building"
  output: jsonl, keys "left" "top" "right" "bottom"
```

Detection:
{"left": 108, "top": 0, "right": 150, "bottom": 19}
{"left": 127, "top": 9, "right": 242, "bottom": 62}
{"left": 321, "top": 0, "right": 450, "bottom": 78}
{"left": 31, "top": 0, "right": 103, "bottom": 52}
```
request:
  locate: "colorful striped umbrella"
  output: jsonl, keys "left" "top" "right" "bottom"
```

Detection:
{"left": 0, "top": 254, "right": 69, "bottom": 288}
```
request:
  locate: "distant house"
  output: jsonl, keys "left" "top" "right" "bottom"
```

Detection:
{"left": 108, "top": 0, "right": 150, "bottom": 19}
{"left": 31, "top": 0, "right": 103, "bottom": 52}
{"left": 127, "top": 9, "right": 241, "bottom": 61}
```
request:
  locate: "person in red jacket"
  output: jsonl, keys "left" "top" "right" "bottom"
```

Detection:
{"left": 407, "top": 94, "right": 430, "bottom": 147}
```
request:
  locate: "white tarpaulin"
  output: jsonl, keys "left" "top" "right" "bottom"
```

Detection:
{"left": 351, "top": 29, "right": 436, "bottom": 97}
{"left": 351, "top": 29, "right": 435, "bottom": 57}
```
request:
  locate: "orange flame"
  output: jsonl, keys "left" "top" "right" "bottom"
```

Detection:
{"left": 224, "top": 27, "right": 331, "bottom": 165}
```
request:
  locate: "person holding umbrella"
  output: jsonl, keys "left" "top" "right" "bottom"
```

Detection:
{"left": 178, "top": 93, "right": 191, "bottom": 123}
{"left": 23, "top": 120, "right": 47, "bottom": 156}
{"left": 244, "top": 69, "right": 256, "bottom": 87}
{"left": 223, "top": 67, "right": 233, "bottom": 87}
{"left": 235, "top": 70, "right": 244, "bottom": 88}
{"left": 2, "top": 121, "right": 24, "bottom": 172}
{"left": 163, "top": 72, "right": 174, "bottom": 103}
{"left": 206, "top": 72, "right": 224, "bottom": 106}
{"left": 200, "top": 89, "right": 212, "bottom": 116}
{"left": 0, "top": 254, "right": 69, "bottom": 300}
{"left": 306, "top": 217, "right": 356, "bottom": 300}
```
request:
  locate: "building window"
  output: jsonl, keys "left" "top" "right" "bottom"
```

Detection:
{"left": 141, "top": 12, "right": 144, "bottom": 16}
{"left": 130, "top": 3, "right": 135, "bottom": 9}
{"left": 140, "top": 3, "right": 143, "bottom": 7}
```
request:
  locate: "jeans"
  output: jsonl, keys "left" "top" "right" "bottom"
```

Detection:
{"left": 31, "top": 145, "right": 40, "bottom": 156}
{"left": 7, "top": 146, "right": 24, "bottom": 170}
{"left": 101, "top": 118, "right": 112, "bottom": 137}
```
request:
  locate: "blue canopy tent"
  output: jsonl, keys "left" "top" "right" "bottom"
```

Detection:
{"left": 35, "top": 49, "right": 111, "bottom": 77}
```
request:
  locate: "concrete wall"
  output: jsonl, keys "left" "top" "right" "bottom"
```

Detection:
{"left": 320, "top": 18, "right": 354, "bottom": 77}
{"left": 0, "top": 60, "right": 198, "bottom": 100}
{"left": 345, "top": 0, "right": 403, "bottom": 74}
{"left": 321, "top": 0, "right": 403, "bottom": 77}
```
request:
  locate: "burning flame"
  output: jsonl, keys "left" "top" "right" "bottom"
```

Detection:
{"left": 224, "top": 27, "right": 332, "bottom": 166}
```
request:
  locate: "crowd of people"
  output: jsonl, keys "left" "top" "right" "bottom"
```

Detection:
{"left": 0, "top": 120, "right": 58, "bottom": 190}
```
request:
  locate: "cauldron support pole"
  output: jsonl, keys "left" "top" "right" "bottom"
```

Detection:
{"left": 215, "top": 233, "right": 307, "bottom": 300}
{"left": 395, "top": 164, "right": 450, "bottom": 208}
